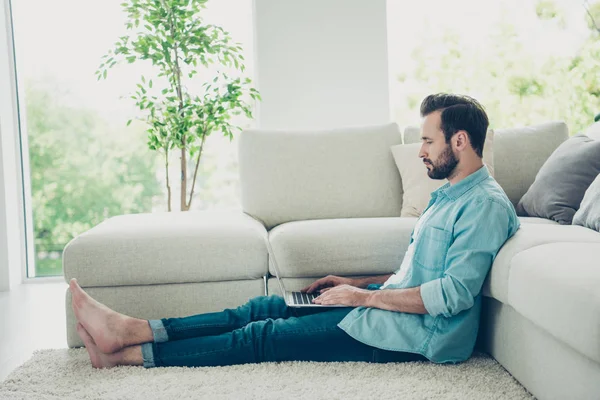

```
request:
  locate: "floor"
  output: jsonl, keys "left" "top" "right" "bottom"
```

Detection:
{"left": 0, "top": 281, "right": 68, "bottom": 382}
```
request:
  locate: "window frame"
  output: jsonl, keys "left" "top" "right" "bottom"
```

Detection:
{"left": 1, "top": 0, "right": 47, "bottom": 284}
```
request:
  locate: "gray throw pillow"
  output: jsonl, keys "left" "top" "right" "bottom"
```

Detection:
{"left": 573, "top": 173, "right": 600, "bottom": 232}
{"left": 516, "top": 134, "right": 600, "bottom": 225}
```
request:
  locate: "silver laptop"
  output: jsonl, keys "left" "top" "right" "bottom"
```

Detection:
{"left": 265, "top": 239, "right": 347, "bottom": 308}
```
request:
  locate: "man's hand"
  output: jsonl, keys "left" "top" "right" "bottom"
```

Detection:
{"left": 312, "top": 284, "right": 372, "bottom": 307}
{"left": 301, "top": 275, "right": 355, "bottom": 294}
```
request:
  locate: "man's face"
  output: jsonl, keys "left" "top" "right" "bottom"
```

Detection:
{"left": 418, "top": 111, "right": 459, "bottom": 180}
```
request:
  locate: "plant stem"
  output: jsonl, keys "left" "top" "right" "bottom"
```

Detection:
{"left": 172, "top": 17, "right": 187, "bottom": 211}
{"left": 181, "top": 146, "right": 187, "bottom": 210}
{"left": 186, "top": 132, "right": 207, "bottom": 209}
{"left": 162, "top": 0, "right": 188, "bottom": 211}
{"left": 584, "top": 1, "right": 600, "bottom": 34}
{"left": 165, "top": 147, "right": 172, "bottom": 212}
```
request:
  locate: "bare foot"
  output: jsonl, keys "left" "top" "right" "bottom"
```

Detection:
{"left": 70, "top": 278, "right": 129, "bottom": 354}
{"left": 76, "top": 323, "right": 121, "bottom": 369}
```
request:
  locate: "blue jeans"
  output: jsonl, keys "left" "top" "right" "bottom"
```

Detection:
{"left": 141, "top": 295, "right": 427, "bottom": 368}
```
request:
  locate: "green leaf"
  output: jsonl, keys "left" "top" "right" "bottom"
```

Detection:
{"left": 103, "top": 70, "right": 107, "bottom": 79}
{"left": 126, "top": 119, "right": 132, "bottom": 126}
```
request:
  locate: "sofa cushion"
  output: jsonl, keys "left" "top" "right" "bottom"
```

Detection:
{"left": 508, "top": 242, "right": 600, "bottom": 364}
{"left": 518, "top": 217, "right": 558, "bottom": 225}
{"left": 63, "top": 211, "right": 268, "bottom": 287}
{"left": 573, "top": 174, "right": 600, "bottom": 232}
{"left": 516, "top": 134, "right": 600, "bottom": 225}
{"left": 572, "top": 123, "right": 600, "bottom": 232}
{"left": 483, "top": 224, "right": 600, "bottom": 304}
{"left": 393, "top": 130, "right": 494, "bottom": 217}
{"left": 402, "top": 125, "right": 422, "bottom": 145}
{"left": 268, "top": 217, "right": 417, "bottom": 277}
{"left": 238, "top": 123, "right": 403, "bottom": 229}
{"left": 494, "top": 121, "right": 568, "bottom": 207}
{"left": 583, "top": 121, "right": 600, "bottom": 141}
{"left": 404, "top": 122, "right": 568, "bottom": 207}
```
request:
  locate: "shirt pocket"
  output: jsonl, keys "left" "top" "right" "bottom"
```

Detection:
{"left": 413, "top": 226, "right": 451, "bottom": 271}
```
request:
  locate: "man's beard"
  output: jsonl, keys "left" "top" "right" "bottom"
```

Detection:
{"left": 424, "top": 144, "right": 459, "bottom": 180}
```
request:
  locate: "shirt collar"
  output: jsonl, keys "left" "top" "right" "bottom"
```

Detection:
{"left": 432, "top": 165, "right": 490, "bottom": 201}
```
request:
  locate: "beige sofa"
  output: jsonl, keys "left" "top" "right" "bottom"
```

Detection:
{"left": 63, "top": 121, "right": 600, "bottom": 400}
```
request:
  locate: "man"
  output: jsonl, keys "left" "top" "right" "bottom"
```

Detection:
{"left": 70, "top": 93, "right": 520, "bottom": 368}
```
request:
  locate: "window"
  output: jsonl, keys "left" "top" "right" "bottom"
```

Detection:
{"left": 10, "top": 0, "right": 256, "bottom": 277}
{"left": 386, "top": 0, "right": 599, "bottom": 133}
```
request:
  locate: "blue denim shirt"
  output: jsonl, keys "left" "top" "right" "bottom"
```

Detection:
{"left": 338, "top": 166, "right": 520, "bottom": 363}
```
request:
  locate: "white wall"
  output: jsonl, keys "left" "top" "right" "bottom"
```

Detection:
{"left": 254, "top": 0, "right": 390, "bottom": 130}
{"left": 0, "top": 0, "right": 26, "bottom": 291}
{"left": 0, "top": 113, "right": 9, "bottom": 291}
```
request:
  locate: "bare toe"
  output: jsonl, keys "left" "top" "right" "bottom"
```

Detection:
{"left": 70, "top": 279, "right": 85, "bottom": 311}
{"left": 77, "top": 323, "right": 120, "bottom": 369}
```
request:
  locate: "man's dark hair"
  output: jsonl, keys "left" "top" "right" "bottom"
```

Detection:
{"left": 420, "top": 93, "right": 489, "bottom": 158}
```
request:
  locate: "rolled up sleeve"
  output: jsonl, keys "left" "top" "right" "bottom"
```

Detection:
{"left": 420, "top": 278, "right": 447, "bottom": 316}
{"left": 420, "top": 199, "right": 514, "bottom": 318}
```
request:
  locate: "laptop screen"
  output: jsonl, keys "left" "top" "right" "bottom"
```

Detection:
{"left": 264, "top": 238, "right": 287, "bottom": 295}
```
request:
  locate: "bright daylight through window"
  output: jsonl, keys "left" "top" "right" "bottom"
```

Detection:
{"left": 387, "top": 0, "right": 599, "bottom": 133}
{"left": 10, "top": 0, "right": 255, "bottom": 277}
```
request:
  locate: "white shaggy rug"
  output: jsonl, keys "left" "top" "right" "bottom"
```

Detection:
{"left": 0, "top": 349, "right": 534, "bottom": 400}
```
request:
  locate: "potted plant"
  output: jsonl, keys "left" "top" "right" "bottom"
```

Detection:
{"left": 97, "top": 0, "right": 260, "bottom": 211}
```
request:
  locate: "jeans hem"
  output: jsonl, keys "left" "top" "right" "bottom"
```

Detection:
{"left": 141, "top": 342, "right": 156, "bottom": 368}
{"left": 149, "top": 319, "right": 169, "bottom": 343}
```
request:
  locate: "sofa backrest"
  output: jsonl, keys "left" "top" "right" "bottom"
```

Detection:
{"left": 584, "top": 121, "right": 600, "bottom": 140}
{"left": 238, "top": 123, "right": 403, "bottom": 229}
{"left": 403, "top": 121, "right": 569, "bottom": 206}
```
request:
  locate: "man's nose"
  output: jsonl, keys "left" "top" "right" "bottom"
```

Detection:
{"left": 418, "top": 145, "right": 427, "bottom": 159}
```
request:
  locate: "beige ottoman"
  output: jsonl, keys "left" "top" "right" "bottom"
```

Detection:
{"left": 63, "top": 210, "right": 268, "bottom": 347}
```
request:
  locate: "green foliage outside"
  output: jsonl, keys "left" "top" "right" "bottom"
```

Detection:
{"left": 393, "top": 1, "right": 600, "bottom": 135}
{"left": 26, "top": 84, "right": 162, "bottom": 276}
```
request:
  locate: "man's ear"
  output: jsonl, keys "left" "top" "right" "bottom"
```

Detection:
{"left": 453, "top": 130, "right": 469, "bottom": 151}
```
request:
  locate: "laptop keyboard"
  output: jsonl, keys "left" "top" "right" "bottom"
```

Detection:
{"left": 292, "top": 291, "right": 319, "bottom": 305}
